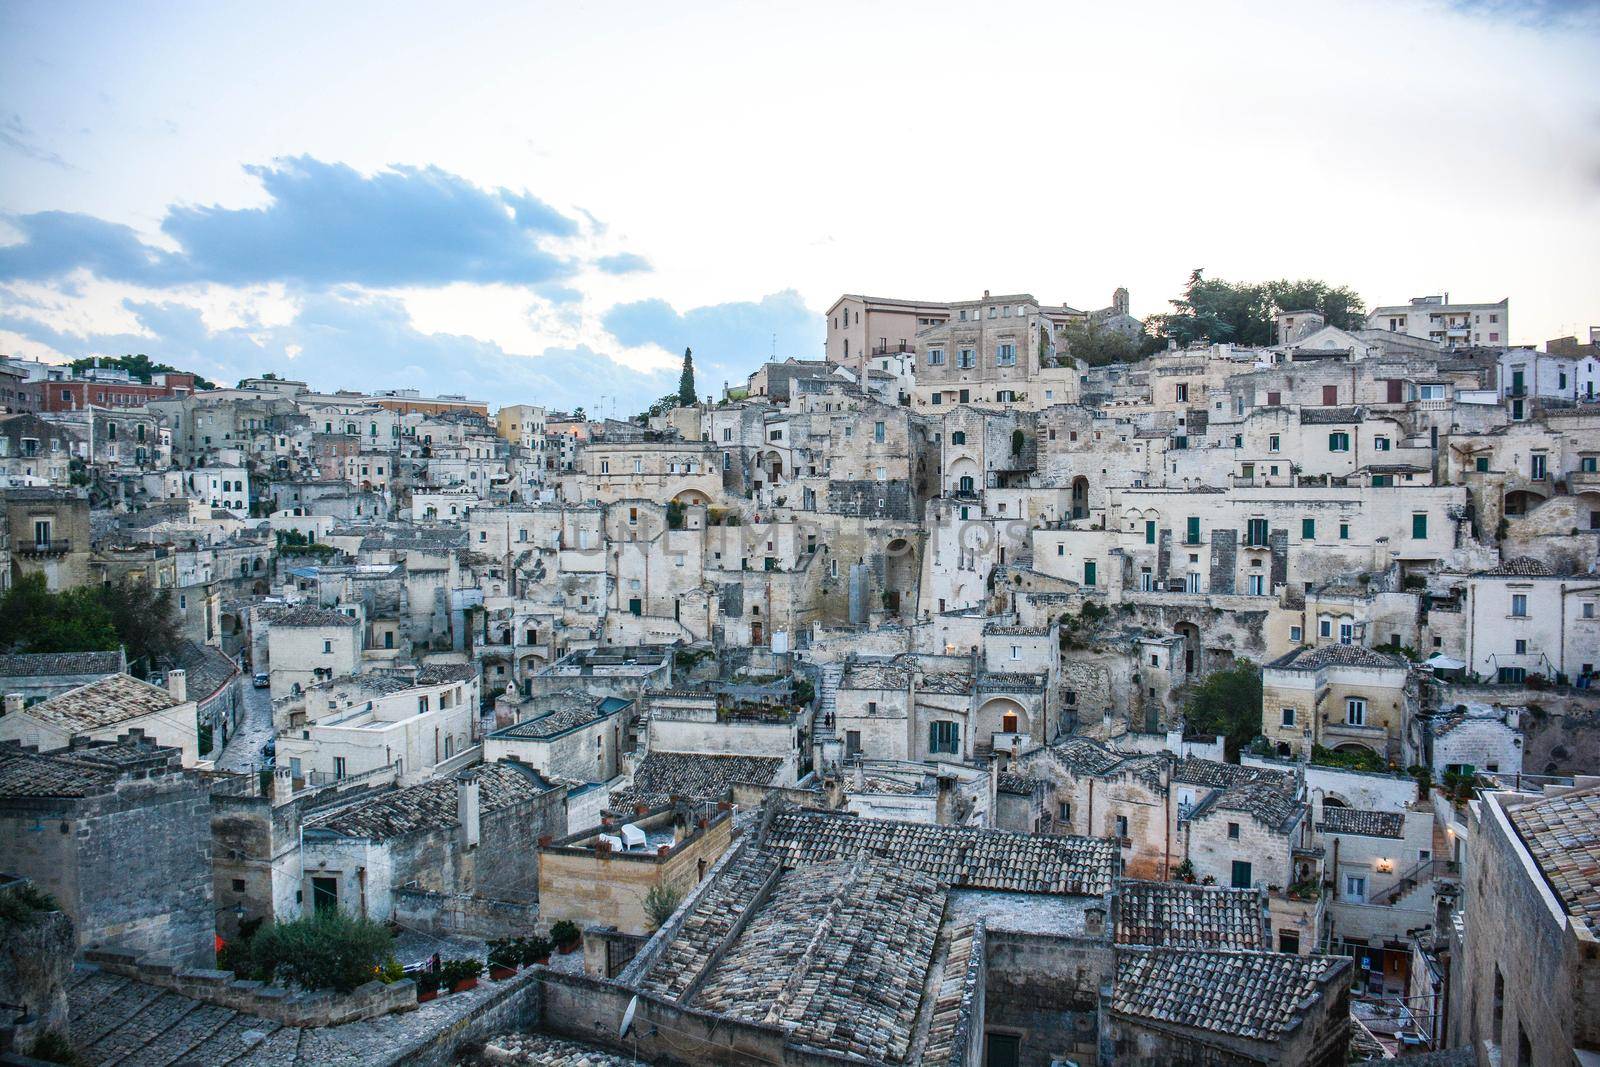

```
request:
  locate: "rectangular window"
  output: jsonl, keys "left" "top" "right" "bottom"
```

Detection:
{"left": 1246, "top": 518, "right": 1268, "bottom": 546}
{"left": 333, "top": 757, "right": 347, "bottom": 780}
{"left": 995, "top": 343, "right": 1017, "bottom": 366}
{"left": 1185, "top": 516, "right": 1200, "bottom": 545}
{"left": 1058, "top": 801, "right": 1071, "bottom": 822}
{"left": 1145, "top": 520, "right": 1156, "bottom": 544}
{"left": 1328, "top": 432, "right": 1350, "bottom": 452}
{"left": 1231, "top": 861, "right": 1252, "bottom": 889}
{"left": 1531, "top": 453, "right": 1547, "bottom": 480}
{"left": 1346, "top": 698, "right": 1366, "bottom": 726}
{"left": 1339, "top": 522, "right": 1350, "bottom": 540}
{"left": 1301, "top": 518, "right": 1315, "bottom": 540}
{"left": 874, "top": 421, "right": 885, "bottom": 443}
{"left": 1227, "top": 821, "right": 1240, "bottom": 840}
{"left": 1411, "top": 512, "right": 1428, "bottom": 539}
{"left": 1290, "top": 625, "right": 1302, "bottom": 642}
{"left": 1268, "top": 434, "right": 1280, "bottom": 452}
{"left": 1511, "top": 594, "right": 1527, "bottom": 617}
{"left": 927, "top": 348, "right": 945, "bottom": 366}
{"left": 1281, "top": 707, "right": 1296, "bottom": 727}
{"left": 957, "top": 348, "right": 975, "bottom": 369}
{"left": 1248, "top": 574, "right": 1265, "bottom": 596}
{"left": 1345, "top": 874, "right": 1366, "bottom": 902}
{"left": 1267, "top": 390, "right": 1281, "bottom": 405}
{"left": 1322, "top": 384, "right": 1338, "bottom": 405}
{"left": 1373, "top": 436, "right": 1390, "bottom": 452}
{"left": 929, "top": 720, "right": 960, "bottom": 754}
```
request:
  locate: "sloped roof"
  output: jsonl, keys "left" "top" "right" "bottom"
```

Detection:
{"left": 762, "top": 809, "right": 1115, "bottom": 896}
{"left": 609, "top": 751, "right": 783, "bottom": 811}
{"left": 1318, "top": 806, "right": 1404, "bottom": 839}
{"left": 1112, "top": 947, "right": 1346, "bottom": 1042}
{"left": 1507, "top": 785, "right": 1600, "bottom": 937}
{"left": 1267, "top": 644, "right": 1406, "bottom": 671}
{"left": 309, "top": 763, "right": 553, "bottom": 840}
{"left": 1114, "top": 879, "right": 1267, "bottom": 950}
{"left": 22, "top": 674, "right": 183, "bottom": 732}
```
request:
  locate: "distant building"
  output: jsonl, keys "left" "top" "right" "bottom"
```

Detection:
{"left": 1365, "top": 294, "right": 1509, "bottom": 348}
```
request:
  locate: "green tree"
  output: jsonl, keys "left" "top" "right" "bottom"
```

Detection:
{"left": 1060, "top": 320, "right": 1165, "bottom": 367}
{"left": 1183, "top": 660, "right": 1264, "bottom": 759}
{"left": 0, "top": 574, "right": 119, "bottom": 654}
{"left": 248, "top": 909, "right": 394, "bottom": 992}
{"left": 1151, "top": 270, "right": 1366, "bottom": 348}
{"left": 98, "top": 578, "right": 183, "bottom": 666}
{"left": 677, "top": 347, "right": 696, "bottom": 407}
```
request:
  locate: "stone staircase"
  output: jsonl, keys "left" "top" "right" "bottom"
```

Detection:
{"left": 812, "top": 661, "right": 844, "bottom": 742}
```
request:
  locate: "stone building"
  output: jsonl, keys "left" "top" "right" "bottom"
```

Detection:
{"left": 0, "top": 672, "right": 200, "bottom": 766}
{"left": 300, "top": 761, "right": 564, "bottom": 921}
{"left": 1450, "top": 779, "right": 1600, "bottom": 1066}
{"left": 0, "top": 737, "right": 215, "bottom": 967}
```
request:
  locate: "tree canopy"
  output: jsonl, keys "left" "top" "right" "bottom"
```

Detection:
{"left": 1059, "top": 320, "right": 1165, "bottom": 367}
{"left": 1150, "top": 270, "right": 1366, "bottom": 348}
{"left": 677, "top": 347, "right": 696, "bottom": 406}
{"left": 0, "top": 573, "right": 182, "bottom": 667}
{"left": 1182, "top": 659, "right": 1264, "bottom": 759}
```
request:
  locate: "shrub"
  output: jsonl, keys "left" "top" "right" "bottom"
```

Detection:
{"left": 644, "top": 882, "right": 683, "bottom": 929}
{"left": 248, "top": 909, "right": 394, "bottom": 993}
{"left": 1311, "top": 744, "right": 1386, "bottom": 773}
{"left": 0, "top": 882, "right": 59, "bottom": 927}
{"left": 439, "top": 958, "right": 483, "bottom": 987}
{"left": 376, "top": 956, "right": 405, "bottom": 984}
{"left": 550, "top": 919, "right": 580, "bottom": 946}
{"left": 486, "top": 939, "right": 520, "bottom": 968}
{"left": 26, "top": 1033, "right": 77, "bottom": 1065}
{"left": 518, "top": 935, "right": 553, "bottom": 964}
{"left": 415, "top": 970, "right": 442, "bottom": 995}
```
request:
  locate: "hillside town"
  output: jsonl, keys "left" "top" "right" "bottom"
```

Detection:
{"left": 1, "top": 288, "right": 1597, "bottom": 1067}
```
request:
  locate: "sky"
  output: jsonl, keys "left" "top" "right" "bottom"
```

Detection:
{"left": 1, "top": 0, "right": 1597, "bottom": 415}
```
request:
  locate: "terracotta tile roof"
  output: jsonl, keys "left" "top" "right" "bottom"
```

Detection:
{"left": 1173, "top": 757, "right": 1294, "bottom": 793}
{"left": 1112, "top": 947, "right": 1346, "bottom": 1042}
{"left": 608, "top": 751, "right": 783, "bottom": 811}
{"left": 915, "top": 921, "right": 981, "bottom": 1065}
{"left": 1507, "top": 785, "right": 1600, "bottom": 937}
{"left": 261, "top": 604, "right": 360, "bottom": 628}
{"left": 693, "top": 858, "right": 947, "bottom": 1063}
{"left": 637, "top": 846, "right": 783, "bottom": 1000}
{"left": 840, "top": 663, "right": 914, "bottom": 691}
{"left": 1044, "top": 737, "right": 1124, "bottom": 776}
{"left": 309, "top": 763, "right": 552, "bottom": 840}
{"left": 22, "top": 674, "right": 183, "bottom": 732}
{"left": 1114, "top": 879, "right": 1267, "bottom": 950}
{"left": 762, "top": 809, "right": 1115, "bottom": 896}
{"left": 996, "top": 772, "right": 1039, "bottom": 797}
{"left": 1318, "top": 806, "right": 1404, "bottom": 839}
{"left": 0, "top": 651, "right": 124, "bottom": 678}
{"left": 1300, "top": 405, "right": 1364, "bottom": 424}
{"left": 1477, "top": 557, "right": 1553, "bottom": 577}
{"left": 1195, "top": 781, "right": 1307, "bottom": 834}
{"left": 1267, "top": 644, "right": 1406, "bottom": 671}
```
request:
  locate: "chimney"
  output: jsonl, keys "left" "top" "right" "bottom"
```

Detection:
{"left": 1085, "top": 905, "right": 1107, "bottom": 938}
{"left": 457, "top": 772, "right": 481, "bottom": 849}
{"left": 271, "top": 765, "right": 294, "bottom": 806}
{"left": 2, "top": 693, "right": 22, "bottom": 717}
{"left": 165, "top": 669, "right": 187, "bottom": 703}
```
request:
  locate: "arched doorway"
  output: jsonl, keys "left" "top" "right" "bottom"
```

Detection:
{"left": 1503, "top": 489, "right": 1546, "bottom": 517}
{"left": 1071, "top": 476, "right": 1089, "bottom": 520}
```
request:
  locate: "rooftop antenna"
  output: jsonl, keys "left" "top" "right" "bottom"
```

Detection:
{"left": 771, "top": 333, "right": 777, "bottom": 359}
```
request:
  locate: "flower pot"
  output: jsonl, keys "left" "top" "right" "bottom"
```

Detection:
{"left": 417, "top": 989, "right": 438, "bottom": 1003}
{"left": 489, "top": 964, "right": 517, "bottom": 981}
{"left": 452, "top": 977, "right": 478, "bottom": 993}
{"left": 558, "top": 940, "right": 579, "bottom": 955}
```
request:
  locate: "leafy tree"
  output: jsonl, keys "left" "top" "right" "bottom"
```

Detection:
{"left": 1183, "top": 660, "right": 1264, "bottom": 759}
{"left": 1150, "top": 270, "right": 1366, "bottom": 348}
{"left": 634, "top": 392, "right": 680, "bottom": 424}
{"left": 0, "top": 574, "right": 119, "bottom": 654}
{"left": 98, "top": 578, "right": 183, "bottom": 666}
{"left": 677, "top": 347, "right": 697, "bottom": 407}
{"left": 248, "top": 909, "right": 394, "bottom": 992}
{"left": 1060, "top": 320, "right": 1165, "bottom": 367}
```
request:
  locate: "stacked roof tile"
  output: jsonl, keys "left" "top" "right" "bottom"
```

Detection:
{"left": 1318, "top": 806, "right": 1404, "bottom": 839}
{"left": 1112, "top": 947, "right": 1345, "bottom": 1041}
{"left": 1115, "top": 880, "right": 1267, "bottom": 950}
{"left": 308, "top": 763, "right": 551, "bottom": 840}
{"left": 1507, "top": 785, "right": 1600, "bottom": 936}
{"left": 609, "top": 751, "right": 784, "bottom": 811}
{"left": 762, "top": 810, "right": 1115, "bottom": 895}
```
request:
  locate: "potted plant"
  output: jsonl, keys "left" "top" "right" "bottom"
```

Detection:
{"left": 519, "top": 935, "right": 553, "bottom": 967}
{"left": 551, "top": 920, "right": 581, "bottom": 954}
{"left": 486, "top": 940, "right": 519, "bottom": 981}
{"left": 415, "top": 970, "right": 441, "bottom": 1003}
{"left": 440, "top": 958, "right": 483, "bottom": 993}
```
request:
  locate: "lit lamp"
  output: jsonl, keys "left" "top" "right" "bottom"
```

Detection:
{"left": 1375, "top": 858, "right": 1394, "bottom": 873}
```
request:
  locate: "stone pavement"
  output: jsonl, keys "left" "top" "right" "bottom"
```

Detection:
{"left": 216, "top": 681, "right": 273, "bottom": 774}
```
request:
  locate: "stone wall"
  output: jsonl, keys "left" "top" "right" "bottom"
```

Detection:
{"left": 981, "top": 929, "right": 1112, "bottom": 1067}
{"left": 82, "top": 947, "right": 417, "bottom": 1027}
{"left": 391, "top": 887, "right": 542, "bottom": 940}
{"left": 0, "top": 892, "right": 73, "bottom": 1049}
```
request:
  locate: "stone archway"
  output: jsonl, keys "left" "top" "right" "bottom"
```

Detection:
{"left": 1071, "top": 476, "right": 1089, "bottom": 520}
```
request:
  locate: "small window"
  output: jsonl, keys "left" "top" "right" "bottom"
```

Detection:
{"left": 1281, "top": 707, "right": 1295, "bottom": 727}
{"left": 1346, "top": 698, "right": 1366, "bottom": 726}
{"left": 1227, "top": 822, "right": 1240, "bottom": 840}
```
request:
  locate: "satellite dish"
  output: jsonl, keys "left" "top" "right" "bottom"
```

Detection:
{"left": 619, "top": 994, "right": 638, "bottom": 1038}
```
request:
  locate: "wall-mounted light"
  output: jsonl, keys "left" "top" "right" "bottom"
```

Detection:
{"left": 1375, "top": 859, "right": 1394, "bottom": 873}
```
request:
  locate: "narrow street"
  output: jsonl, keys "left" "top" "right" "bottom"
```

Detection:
{"left": 215, "top": 677, "right": 274, "bottom": 774}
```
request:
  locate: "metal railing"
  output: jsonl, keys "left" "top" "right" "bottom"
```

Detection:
{"left": 17, "top": 539, "right": 71, "bottom": 555}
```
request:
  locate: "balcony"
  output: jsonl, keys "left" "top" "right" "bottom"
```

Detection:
{"left": 16, "top": 539, "right": 71, "bottom": 556}
{"left": 871, "top": 342, "right": 913, "bottom": 356}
